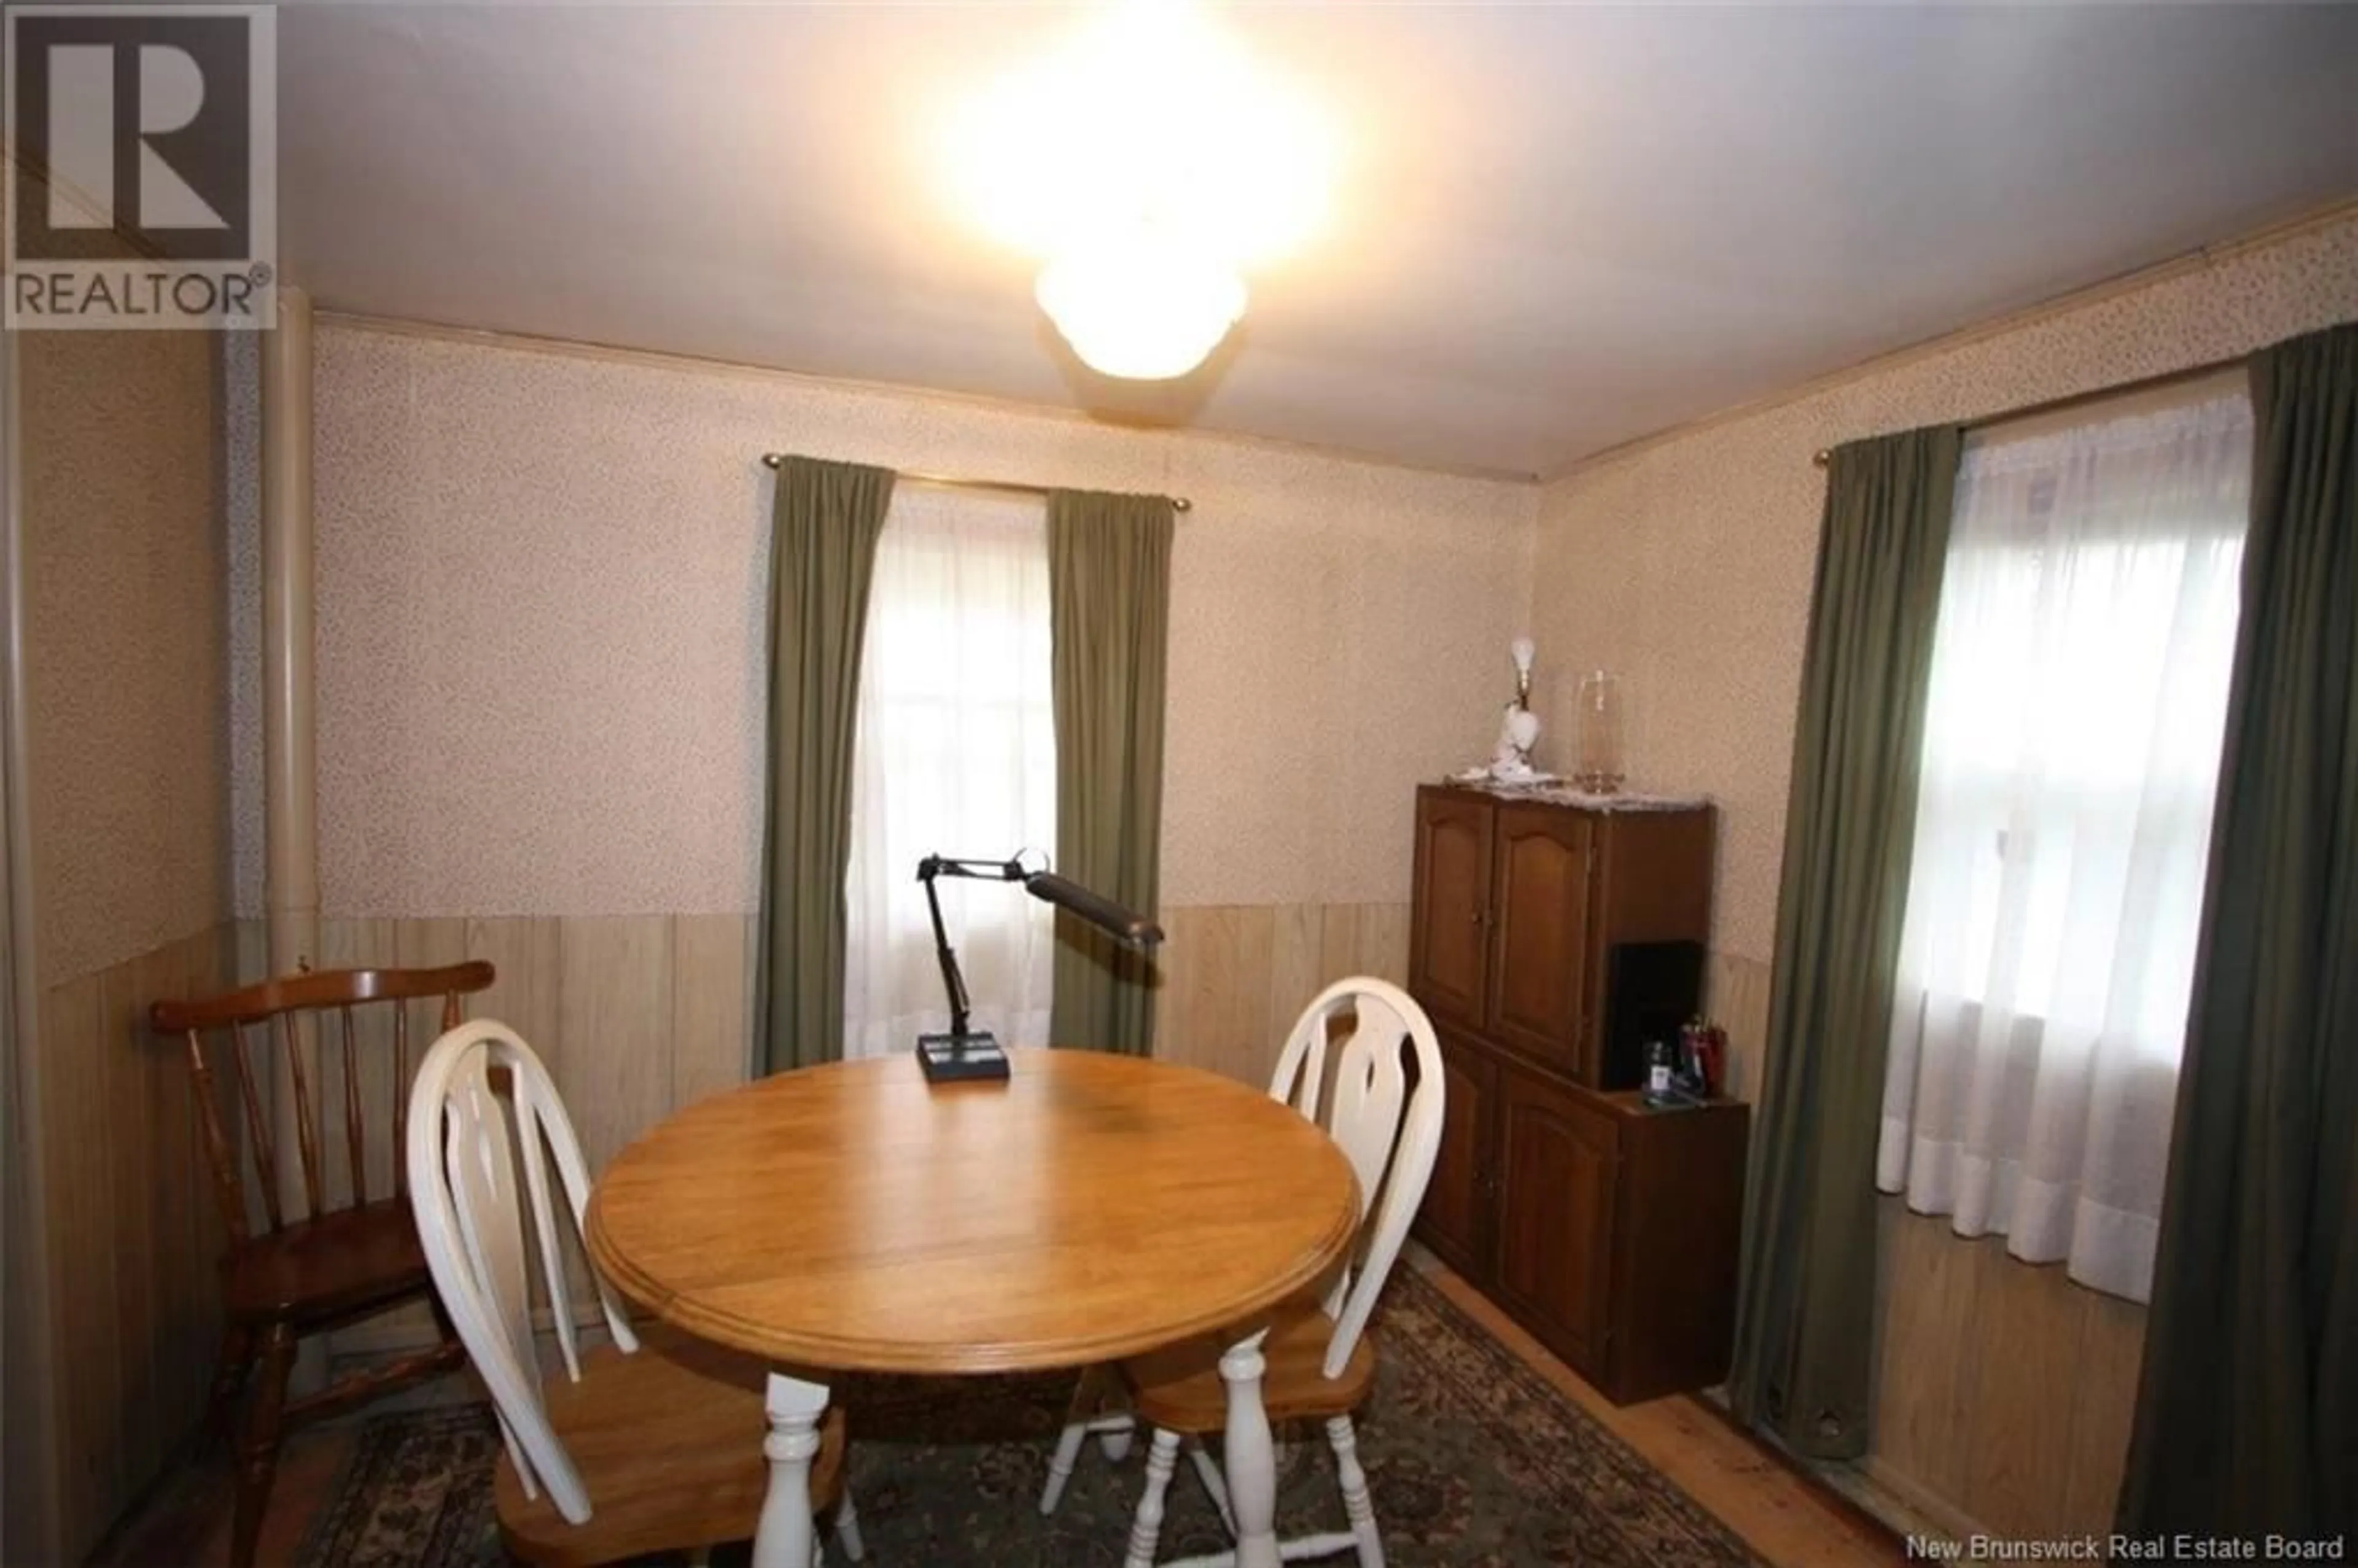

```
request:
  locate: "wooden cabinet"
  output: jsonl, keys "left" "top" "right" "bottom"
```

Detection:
{"left": 1415, "top": 1033, "right": 1495, "bottom": 1279}
{"left": 1412, "top": 785, "right": 1713, "bottom": 1088}
{"left": 1487, "top": 1065, "right": 1752, "bottom": 1403}
{"left": 1488, "top": 804, "right": 1595, "bottom": 1075}
{"left": 1408, "top": 783, "right": 1749, "bottom": 1405}
{"left": 1409, "top": 791, "right": 1494, "bottom": 1032}
{"left": 1493, "top": 1065, "right": 1619, "bottom": 1368}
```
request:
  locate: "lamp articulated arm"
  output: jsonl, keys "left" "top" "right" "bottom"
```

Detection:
{"left": 912, "top": 852, "right": 1164, "bottom": 1076}
{"left": 915, "top": 854, "right": 1026, "bottom": 1041}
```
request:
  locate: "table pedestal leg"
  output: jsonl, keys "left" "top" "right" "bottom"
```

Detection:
{"left": 1220, "top": 1331, "right": 1280, "bottom": 1568}
{"left": 755, "top": 1371, "right": 830, "bottom": 1568}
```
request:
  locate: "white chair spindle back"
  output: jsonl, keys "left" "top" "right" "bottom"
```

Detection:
{"left": 407, "top": 1020, "right": 639, "bottom": 1525}
{"left": 1266, "top": 978, "right": 1446, "bottom": 1380}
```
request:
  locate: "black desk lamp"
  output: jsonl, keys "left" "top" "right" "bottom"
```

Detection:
{"left": 914, "top": 852, "right": 1164, "bottom": 1084}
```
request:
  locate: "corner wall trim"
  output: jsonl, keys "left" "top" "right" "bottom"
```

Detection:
{"left": 261, "top": 284, "right": 327, "bottom": 1394}
{"left": 1, "top": 263, "right": 64, "bottom": 1568}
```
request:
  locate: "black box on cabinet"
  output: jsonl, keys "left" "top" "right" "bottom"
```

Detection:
{"left": 1600, "top": 939, "right": 1705, "bottom": 1091}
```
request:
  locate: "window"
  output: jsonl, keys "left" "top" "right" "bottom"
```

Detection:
{"left": 1877, "top": 382, "right": 2253, "bottom": 1303}
{"left": 842, "top": 488, "right": 1056, "bottom": 1058}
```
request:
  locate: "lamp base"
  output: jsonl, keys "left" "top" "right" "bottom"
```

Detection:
{"left": 916, "top": 1030, "right": 1011, "bottom": 1084}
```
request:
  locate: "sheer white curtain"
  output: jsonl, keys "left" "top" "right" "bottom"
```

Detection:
{"left": 1877, "top": 389, "right": 2253, "bottom": 1303}
{"left": 842, "top": 487, "right": 1056, "bottom": 1059}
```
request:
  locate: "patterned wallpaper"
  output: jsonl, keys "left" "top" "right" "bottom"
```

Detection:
{"left": 309, "top": 324, "right": 1536, "bottom": 918}
{"left": 1532, "top": 209, "right": 2358, "bottom": 961}
{"left": 18, "top": 331, "right": 232, "bottom": 984}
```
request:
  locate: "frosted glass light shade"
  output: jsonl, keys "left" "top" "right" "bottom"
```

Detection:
{"left": 946, "top": 2, "right": 1334, "bottom": 384}
{"left": 1035, "top": 234, "right": 1247, "bottom": 381}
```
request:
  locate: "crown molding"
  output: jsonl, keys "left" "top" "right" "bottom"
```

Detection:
{"left": 311, "top": 192, "right": 2356, "bottom": 500}
{"left": 308, "top": 309, "right": 1546, "bottom": 492}
{"left": 1537, "top": 193, "right": 2358, "bottom": 485}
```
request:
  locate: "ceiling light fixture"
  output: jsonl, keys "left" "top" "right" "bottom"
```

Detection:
{"left": 947, "top": 0, "right": 1331, "bottom": 381}
{"left": 1035, "top": 226, "right": 1247, "bottom": 382}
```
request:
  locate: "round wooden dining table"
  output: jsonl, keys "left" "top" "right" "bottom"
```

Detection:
{"left": 586, "top": 1046, "right": 1361, "bottom": 1568}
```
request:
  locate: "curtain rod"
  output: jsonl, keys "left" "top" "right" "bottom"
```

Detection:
{"left": 760, "top": 453, "right": 1192, "bottom": 513}
{"left": 1810, "top": 353, "right": 2248, "bottom": 468}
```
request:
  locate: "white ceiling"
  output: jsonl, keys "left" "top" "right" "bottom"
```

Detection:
{"left": 279, "top": 3, "right": 2358, "bottom": 478}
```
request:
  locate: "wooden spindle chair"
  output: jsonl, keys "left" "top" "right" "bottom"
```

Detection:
{"left": 149, "top": 961, "right": 496, "bottom": 1568}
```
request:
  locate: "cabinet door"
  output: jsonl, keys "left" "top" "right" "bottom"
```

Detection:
{"left": 1414, "top": 1035, "right": 1496, "bottom": 1279}
{"left": 1493, "top": 1068, "right": 1619, "bottom": 1376}
{"left": 1488, "top": 804, "right": 1595, "bottom": 1076}
{"left": 1410, "top": 792, "right": 1494, "bottom": 1032}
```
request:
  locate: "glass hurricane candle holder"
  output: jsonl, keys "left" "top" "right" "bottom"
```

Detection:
{"left": 1574, "top": 669, "right": 1625, "bottom": 793}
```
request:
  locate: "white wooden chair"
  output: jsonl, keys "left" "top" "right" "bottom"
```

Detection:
{"left": 407, "top": 1020, "right": 860, "bottom": 1567}
{"left": 1039, "top": 977, "right": 1446, "bottom": 1568}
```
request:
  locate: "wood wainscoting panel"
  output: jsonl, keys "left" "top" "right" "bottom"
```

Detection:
{"left": 395, "top": 916, "right": 469, "bottom": 969}
{"left": 1868, "top": 1198, "right": 2149, "bottom": 1543}
{"left": 318, "top": 916, "right": 398, "bottom": 969}
{"left": 1315, "top": 903, "right": 1367, "bottom": 984}
{"left": 463, "top": 916, "right": 566, "bottom": 1062}
{"left": 1869, "top": 1203, "right": 1982, "bottom": 1505}
{"left": 35, "top": 925, "right": 239, "bottom": 1562}
{"left": 283, "top": 902, "right": 1419, "bottom": 1357}
{"left": 1151, "top": 906, "right": 1204, "bottom": 1066}
{"left": 1347, "top": 903, "right": 1412, "bottom": 990}
{"left": 1266, "top": 904, "right": 1326, "bottom": 1066}
{"left": 1207, "top": 904, "right": 1277, "bottom": 1077}
{"left": 235, "top": 915, "right": 268, "bottom": 985}
{"left": 99, "top": 950, "right": 164, "bottom": 1492}
{"left": 1155, "top": 902, "right": 1414, "bottom": 1087}
{"left": 1703, "top": 949, "right": 1773, "bottom": 1104}
{"left": 554, "top": 917, "right": 675, "bottom": 1175}
{"left": 1713, "top": 945, "right": 2148, "bottom": 1545}
{"left": 180, "top": 928, "right": 239, "bottom": 1424}
{"left": 2059, "top": 1287, "right": 2147, "bottom": 1538}
{"left": 41, "top": 968, "right": 117, "bottom": 1554}
{"left": 1955, "top": 1228, "right": 2085, "bottom": 1537}
{"left": 671, "top": 913, "right": 754, "bottom": 1111}
{"left": 1155, "top": 905, "right": 1277, "bottom": 1084}
{"left": 180, "top": 928, "right": 239, "bottom": 1430}
{"left": 289, "top": 906, "right": 1423, "bottom": 1148}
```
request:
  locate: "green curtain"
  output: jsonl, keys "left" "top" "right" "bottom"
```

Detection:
{"left": 1046, "top": 489, "right": 1175, "bottom": 1055}
{"left": 2117, "top": 324, "right": 2357, "bottom": 1543}
{"left": 1728, "top": 426, "right": 1963, "bottom": 1459}
{"left": 752, "top": 456, "right": 896, "bottom": 1074}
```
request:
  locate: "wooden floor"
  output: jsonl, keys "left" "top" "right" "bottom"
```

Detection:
{"left": 96, "top": 1256, "right": 1904, "bottom": 1568}
{"left": 1405, "top": 1253, "right": 1904, "bottom": 1568}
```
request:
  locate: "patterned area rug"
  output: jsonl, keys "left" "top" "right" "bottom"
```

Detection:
{"left": 298, "top": 1268, "right": 1764, "bottom": 1566}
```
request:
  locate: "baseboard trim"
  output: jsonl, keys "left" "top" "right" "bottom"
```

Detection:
{"left": 1849, "top": 1456, "right": 1992, "bottom": 1547}
{"left": 1686, "top": 1388, "right": 1921, "bottom": 1553}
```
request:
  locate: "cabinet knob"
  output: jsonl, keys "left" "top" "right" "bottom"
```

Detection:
{"left": 1468, "top": 909, "right": 1485, "bottom": 926}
